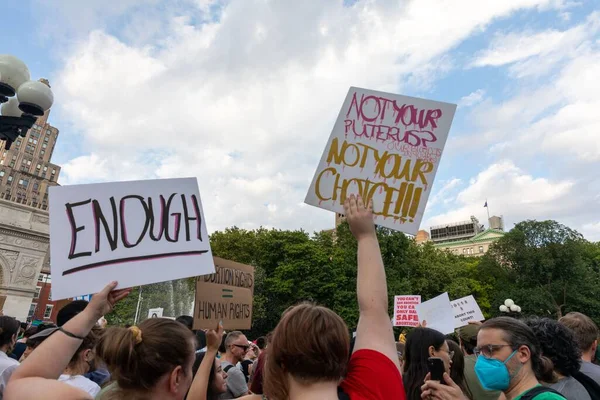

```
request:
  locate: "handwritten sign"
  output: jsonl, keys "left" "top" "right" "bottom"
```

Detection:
{"left": 415, "top": 292, "right": 455, "bottom": 334}
{"left": 451, "top": 295, "right": 485, "bottom": 328}
{"left": 148, "top": 307, "right": 164, "bottom": 318}
{"left": 393, "top": 295, "right": 421, "bottom": 327}
{"left": 305, "top": 87, "right": 456, "bottom": 234}
{"left": 49, "top": 177, "right": 214, "bottom": 300}
{"left": 193, "top": 257, "right": 254, "bottom": 330}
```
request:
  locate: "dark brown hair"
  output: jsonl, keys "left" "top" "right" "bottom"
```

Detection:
{"left": 67, "top": 328, "right": 98, "bottom": 368}
{"left": 264, "top": 303, "right": 350, "bottom": 400}
{"left": 0, "top": 316, "right": 20, "bottom": 348}
{"left": 480, "top": 317, "right": 554, "bottom": 383}
{"left": 96, "top": 318, "right": 195, "bottom": 396}
{"left": 559, "top": 312, "right": 599, "bottom": 352}
{"left": 447, "top": 340, "right": 472, "bottom": 399}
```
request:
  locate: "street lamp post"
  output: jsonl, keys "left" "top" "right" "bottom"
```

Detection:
{"left": 499, "top": 299, "right": 522, "bottom": 318}
{"left": 0, "top": 55, "right": 54, "bottom": 149}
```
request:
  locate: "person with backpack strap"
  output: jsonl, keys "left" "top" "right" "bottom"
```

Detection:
{"left": 420, "top": 317, "right": 565, "bottom": 400}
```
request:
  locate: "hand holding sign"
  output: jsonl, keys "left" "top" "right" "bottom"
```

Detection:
{"left": 206, "top": 321, "right": 224, "bottom": 352}
{"left": 88, "top": 281, "right": 131, "bottom": 320}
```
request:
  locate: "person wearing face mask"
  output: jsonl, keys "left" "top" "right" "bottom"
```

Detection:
{"left": 421, "top": 317, "right": 565, "bottom": 400}
{"left": 0, "top": 316, "right": 20, "bottom": 399}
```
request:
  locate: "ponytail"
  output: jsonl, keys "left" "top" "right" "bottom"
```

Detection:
{"left": 96, "top": 318, "right": 194, "bottom": 392}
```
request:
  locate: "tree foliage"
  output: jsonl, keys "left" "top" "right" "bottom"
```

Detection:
{"left": 108, "top": 219, "right": 600, "bottom": 335}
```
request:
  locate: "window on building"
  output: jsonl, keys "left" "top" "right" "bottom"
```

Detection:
{"left": 8, "top": 162, "right": 13, "bottom": 168}
{"left": 33, "top": 182, "right": 39, "bottom": 191}
{"left": 479, "top": 246, "right": 484, "bottom": 253}
{"left": 28, "top": 138, "right": 33, "bottom": 143}
{"left": 12, "top": 155, "right": 16, "bottom": 160}
{"left": 46, "top": 130, "right": 51, "bottom": 135}
{"left": 33, "top": 139, "right": 38, "bottom": 145}
{"left": 43, "top": 166, "right": 48, "bottom": 172}
{"left": 0, "top": 171, "right": 4, "bottom": 177}
{"left": 18, "top": 179, "right": 28, "bottom": 188}
{"left": 7, "top": 176, "right": 13, "bottom": 183}
{"left": 34, "top": 286, "right": 41, "bottom": 298}
{"left": 463, "top": 248, "right": 467, "bottom": 254}
{"left": 44, "top": 305, "right": 54, "bottom": 319}
{"left": 48, "top": 291, "right": 52, "bottom": 301}
{"left": 28, "top": 303, "right": 37, "bottom": 318}
{"left": 36, "top": 164, "right": 41, "bottom": 170}
{"left": 44, "top": 136, "right": 49, "bottom": 142}
{"left": 42, "top": 143, "right": 47, "bottom": 148}
{"left": 51, "top": 169, "right": 56, "bottom": 175}
{"left": 40, "top": 150, "right": 45, "bottom": 157}
{"left": 38, "top": 274, "right": 44, "bottom": 282}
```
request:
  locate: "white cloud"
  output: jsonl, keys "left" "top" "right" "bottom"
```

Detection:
{"left": 48, "top": 0, "right": 570, "bottom": 234}
{"left": 470, "top": 12, "right": 600, "bottom": 77}
{"left": 458, "top": 89, "right": 486, "bottom": 108}
{"left": 423, "top": 160, "right": 576, "bottom": 231}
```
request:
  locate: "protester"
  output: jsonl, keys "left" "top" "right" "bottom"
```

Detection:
{"left": 421, "top": 317, "right": 565, "bottom": 400}
{"left": 456, "top": 324, "right": 502, "bottom": 400}
{"left": 177, "top": 316, "right": 195, "bottom": 331}
{"left": 219, "top": 331, "right": 250, "bottom": 399}
{"left": 0, "top": 317, "right": 20, "bottom": 399}
{"left": 19, "top": 323, "right": 56, "bottom": 362}
{"left": 5, "top": 281, "right": 131, "bottom": 399}
{"left": 240, "top": 344, "right": 257, "bottom": 383}
{"left": 559, "top": 312, "right": 600, "bottom": 385}
{"left": 95, "top": 317, "right": 198, "bottom": 399}
{"left": 262, "top": 195, "right": 404, "bottom": 399}
{"left": 525, "top": 317, "right": 591, "bottom": 399}
{"left": 11, "top": 326, "right": 36, "bottom": 361}
{"left": 58, "top": 329, "right": 102, "bottom": 397}
{"left": 187, "top": 322, "right": 227, "bottom": 400}
{"left": 403, "top": 327, "right": 453, "bottom": 400}
{"left": 447, "top": 340, "right": 473, "bottom": 399}
{"left": 56, "top": 300, "right": 111, "bottom": 386}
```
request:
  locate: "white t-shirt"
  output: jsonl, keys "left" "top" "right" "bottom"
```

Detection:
{"left": 0, "top": 351, "right": 19, "bottom": 399}
{"left": 58, "top": 374, "right": 101, "bottom": 397}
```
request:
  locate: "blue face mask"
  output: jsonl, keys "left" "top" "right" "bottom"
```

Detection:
{"left": 474, "top": 351, "right": 517, "bottom": 391}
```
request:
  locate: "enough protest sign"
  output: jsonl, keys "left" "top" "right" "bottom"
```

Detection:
{"left": 49, "top": 177, "right": 214, "bottom": 300}
{"left": 393, "top": 295, "right": 421, "bottom": 327}
{"left": 451, "top": 295, "right": 485, "bottom": 328}
{"left": 305, "top": 87, "right": 456, "bottom": 234}
{"left": 193, "top": 257, "right": 254, "bottom": 330}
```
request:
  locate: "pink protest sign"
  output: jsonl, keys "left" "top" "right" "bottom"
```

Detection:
{"left": 393, "top": 295, "right": 421, "bottom": 327}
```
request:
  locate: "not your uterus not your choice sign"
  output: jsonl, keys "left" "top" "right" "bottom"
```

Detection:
{"left": 49, "top": 177, "right": 215, "bottom": 300}
{"left": 305, "top": 87, "right": 456, "bottom": 235}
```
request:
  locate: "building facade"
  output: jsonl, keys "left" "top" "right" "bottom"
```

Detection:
{"left": 416, "top": 216, "right": 506, "bottom": 256}
{"left": 0, "top": 85, "right": 62, "bottom": 321}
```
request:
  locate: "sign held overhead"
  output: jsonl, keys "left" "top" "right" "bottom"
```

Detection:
{"left": 305, "top": 87, "right": 456, "bottom": 234}
{"left": 49, "top": 177, "right": 214, "bottom": 300}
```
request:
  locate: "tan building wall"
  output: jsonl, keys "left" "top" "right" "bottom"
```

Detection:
{"left": 433, "top": 229, "right": 506, "bottom": 257}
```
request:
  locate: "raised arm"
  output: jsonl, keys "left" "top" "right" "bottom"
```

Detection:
{"left": 187, "top": 322, "right": 224, "bottom": 400}
{"left": 345, "top": 195, "right": 400, "bottom": 369}
{"left": 6, "top": 282, "right": 130, "bottom": 399}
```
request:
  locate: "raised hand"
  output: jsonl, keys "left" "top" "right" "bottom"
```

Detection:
{"left": 344, "top": 195, "right": 375, "bottom": 241}
{"left": 88, "top": 281, "right": 132, "bottom": 319}
{"left": 206, "top": 321, "right": 224, "bottom": 352}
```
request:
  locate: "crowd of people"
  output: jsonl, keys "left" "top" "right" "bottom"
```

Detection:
{"left": 0, "top": 195, "right": 598, "bottom": 399}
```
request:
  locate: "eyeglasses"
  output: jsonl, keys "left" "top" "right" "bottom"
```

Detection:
{"left": 474, "top": 344, "right": 513, "bottom": 358}
{"left": 233, "top": 344, "right": 250, "bottom": 352}
{"left": 446, "top": 350, "right": 455, "bottom": 359}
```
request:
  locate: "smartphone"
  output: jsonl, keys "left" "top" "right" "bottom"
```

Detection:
{"left": 427, "top": 357, "right": 445, "bottom": 382}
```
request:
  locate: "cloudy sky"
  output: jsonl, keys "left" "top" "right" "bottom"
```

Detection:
{"left": 3, "top": 0, "right": 599, "bottom": 239}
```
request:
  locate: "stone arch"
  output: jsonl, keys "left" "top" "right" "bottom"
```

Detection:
{"left": 0, "top": 253, "right": 10, "bottom": 286}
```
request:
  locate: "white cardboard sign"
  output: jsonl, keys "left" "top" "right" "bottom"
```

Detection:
{"left": 305, "top": 87, "right": 456, "bottom": 234}
{"left": 49, "top": 177, "right": 215, "bottom": 300}
{"left": 148, "top": 307, "right": 164, "bottom": 318}
{"left": 393, "top": 295, "right": 421, "bottom": 327}
{"left": 414, "top": 292, "right": 455, "bottom": 334}
{"left": 451, "top": 295, "right": 485, "bottom": 328}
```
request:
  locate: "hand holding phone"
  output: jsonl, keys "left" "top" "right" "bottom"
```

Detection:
{"left": 427, "top": 357, "right": 445, "bottom": 382}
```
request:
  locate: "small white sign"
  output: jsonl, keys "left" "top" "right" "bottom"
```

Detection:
{"left": 451, "top": 295, "right": 485, "bottom": 328}
{"left": 415, "top": 292, "right": 455, "bottom": 334}
{"left": 393, "top": 295, "right": 421, "bottom": 327}
{"left": 148, "top": 308, "right": 164, "bottom": 318}
{"left": 49, "top": 177, "right": 215, "bottom": 300}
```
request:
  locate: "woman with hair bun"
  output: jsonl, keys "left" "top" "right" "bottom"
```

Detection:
{"left": 421, "top": 316, "right": 566, "bottom": 400}
{"left": 96, "top": 318, "right": 197, "bottom": 400}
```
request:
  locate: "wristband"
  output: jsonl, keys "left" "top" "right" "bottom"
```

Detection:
{"left": 58, "top": 327, "right": 86, "bottom": 340}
